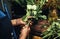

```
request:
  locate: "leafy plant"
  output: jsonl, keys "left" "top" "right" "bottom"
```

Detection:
{"left": 22, "top": 0, "right": 47, "bottom": 22}
{"left": 15, "top": 0, "right": 60, "bottom": 39}
{"left": 42, "top": 21, "right": 60, "bottom": 39}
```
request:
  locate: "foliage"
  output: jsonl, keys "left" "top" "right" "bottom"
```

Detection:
{"left": 15, "top": 0, "right": 60, "bottom": 39}
{"left": 42, "top": 21, "right": 60, "bottom": 39}
{"left": 15, "top": 0, "right": 27, "bottom": 7}
{"left": 22, "top": 0, "right": 47, "bottom": 22}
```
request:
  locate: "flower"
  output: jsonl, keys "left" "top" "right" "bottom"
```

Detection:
{"left": 32, "top": 11, "right": 37, "bottom": 15}
{"left": 32, "top": 5, "right": 37, "bottom": 10}
{"left": 27, "top": 5, "right": 32, "bottom": 9}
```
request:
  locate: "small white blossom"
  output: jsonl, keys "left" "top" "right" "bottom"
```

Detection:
{"left": 27, "top": 5, "right": 32, "bottom": 9}
{"left": 32, "top": 5, "right": 37, "bottom": 10}
{"left": 33, "top": 11, "right": 37, "bottom": 15}
{"left": 46, "top": 0, "right": 48, "bottom": 2}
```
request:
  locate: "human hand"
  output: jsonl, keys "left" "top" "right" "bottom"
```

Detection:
{"left": 19, "top": 18, "right": 26, "bottom": 25}
{"left": 16, "top": 18, "right": 26, "bottom": 27}
{"left": 19, "top": 25, "right": 30, "bottom": 39}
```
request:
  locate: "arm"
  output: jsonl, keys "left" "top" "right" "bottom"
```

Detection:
{"left": 11, "top": 16, "right": 33, "bottom": 26}
{"left": 19, "top": 25, "right": 30, "bottom": 39}
{"left": 11, "top": 18, "right": 30, "bottom": 39}
{"left": 11, "top": 18, "right": 25, "bottom": 26}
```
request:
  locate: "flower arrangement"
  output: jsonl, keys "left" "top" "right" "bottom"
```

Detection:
{"left": 15, "top": 0, "right": 60, "bottom": 39}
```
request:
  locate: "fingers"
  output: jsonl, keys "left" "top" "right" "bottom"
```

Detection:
{"left": 20, "top": 20, "right": 26, "bottom": 25}
{"left": 20, "top": 25, "right": 30, "bottom": 39}
{"left": 20, "top": 25, "right": 30, "bottom": 37}
{"left": 21, "top": 25, "right": 30, "bottom": 32}
{"left": 22, "top": 25, "right": 30, "bottom": 30}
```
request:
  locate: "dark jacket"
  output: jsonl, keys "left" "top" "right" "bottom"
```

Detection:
{"left": 0, "top": 10, "right": 13, "bottom": 39}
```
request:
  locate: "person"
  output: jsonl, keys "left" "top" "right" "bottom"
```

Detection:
{"left": 0, "top": 0, "right": 30, "bottom": 39}
{"left": 0, "top": 8, "right": 30, "bottom": 39}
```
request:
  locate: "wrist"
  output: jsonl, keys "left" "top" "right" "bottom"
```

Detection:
{"left": 19, "top": 33, "right": 27, "bottom": 39}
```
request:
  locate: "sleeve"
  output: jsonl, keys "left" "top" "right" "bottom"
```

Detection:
{"left": 0, "top": 11, "right": 6, "bottom": 19}
{"left": 0, "top": 10, "right": 13, "bottom": 39}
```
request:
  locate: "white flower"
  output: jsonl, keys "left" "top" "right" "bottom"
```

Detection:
{"left": 33, "top": 11, "right": 37, "bottom": 15}
{"left": 27, "top": 5, "right": 32, "bottom": 9}
{"left": 27, "top": 5, "right": 37, "bottom": 10}
{"left": 56, "top": 22, "right": 59, "bottom": 25}
{"left": 32, "top": 5, "right": 37, "bottom": 10}
{"left": 46, "top": 0, "right": 48, "bottom": 2}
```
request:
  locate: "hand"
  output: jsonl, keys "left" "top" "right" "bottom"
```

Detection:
{"left": 19, "top": 25, "right": 30, "bottom": 39}
{"left": 16, "top": 18, "right": 26, "bottom": 27}
{"left": 19, "top": 18, "right": 26, "bottom": 25}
